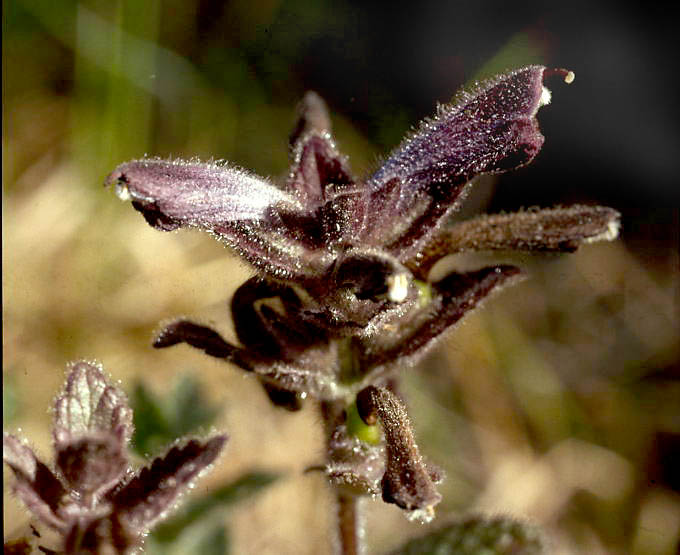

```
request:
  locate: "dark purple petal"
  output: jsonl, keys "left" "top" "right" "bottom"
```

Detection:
{"left": 330, "top": 249, "right": 412, "bottom": 302}
{"left": 153, "top": 316, "right": 339, "bottom": 401}
{"left": 357, "top": 386, "right": 441, "bottom": 518}
{"left": 154, "top": 311, "right": 325, "bottom": 384}
{"left": 106, "top": 158, "right": 330, "bottom": 280}
{"left": 295, "top": 249, "right": 420, "bottom": 337}
{"left": 260, "top": 382, "right": 303, "bottom": 411}
{"left": 153, "top": 317, "right": 313, "bottom": 407}
{"left": 411, "top": 205, "right": 621, "bottom": 275}
{"left": 153, "top": 319, "right": 251, "bottom": 366}
{"left": 361, "top": 266, "right": 522, "bottom": 373}
{"left": 287, "top": 92, "right": 358, "bottom": 243}
{"left": 289, "top": 90, "right": 333, "bottom": 147}
{"left": 106, "top": 158, "right": 297, "bottom": 226}
{"left": 287, "top": 133, "right": 354, "bottom": 206}
{"left": 358, "top": 66, "right": 572, "bottom": 263}
{"left": 231, "top": 277, "right": 327, "bottom": 361}
{"left": 3, "top": 433, "right": 67, "bottom": 532}
{"left": 112, "top": 434, "right": 227, "bottom": 531}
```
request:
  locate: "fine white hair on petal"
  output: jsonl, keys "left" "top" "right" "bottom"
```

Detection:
{"left": 106, "top": 157, "right": 300, "bottom": 223}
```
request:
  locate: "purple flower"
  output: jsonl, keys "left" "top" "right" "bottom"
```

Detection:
{"left": 4, "top": 361, "right": 227, "bottom": 553}
{"left": 106, "top": 65, "right": 619, "bottom": 517}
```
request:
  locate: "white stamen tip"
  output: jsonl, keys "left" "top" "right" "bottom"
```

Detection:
{"left": 406, "top": 505, "right": 436, "bottom": 523}
{"left": 386, "top": 273, "right": 409, "bottom": 303}
{"left": 114, "top": 181, "right": 131, "bottom": 201}
{"left": 564, "top": 71, "right": 575, "bottom": 84}
{"left": 539, "top": 86, "right": 552, "bottom": 107}
{"left": 585, "top": 219, "right": 621, "bottom": 244}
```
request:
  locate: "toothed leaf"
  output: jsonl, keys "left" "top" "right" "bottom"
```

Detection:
{"left": 53, "top": 361, "right": 133, "bottom": 447}
{"left": 3, "top": 433, "right": 66, "bottom": 532}
{"left": 52, "top": 361, "right": 132, "bottom": 497}
{"left": 112, "top": 435, "right": 227, "bottom": 531}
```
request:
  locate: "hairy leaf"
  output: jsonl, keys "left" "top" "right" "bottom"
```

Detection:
{"left": 3, "top": 433, "right": 66, "bottom": 532}
{"left": 113, "top": 435, "right": 228, "bottom": 531}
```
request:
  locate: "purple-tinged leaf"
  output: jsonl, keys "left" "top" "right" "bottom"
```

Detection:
{"left": 3, "top": 433, "right": 67, "bottom": 532}
{"left": 112, "top": 434, "right": 227, "bottom": 531}
{"left": 356, "top": 386, "right": 441, "bottom": 519}
{"left": 5, "top": 361, "right": 229, "bottom": 554}
{"left": 359, "top": 66, "right": 573, "bottom": 262}
{"left": 55, "top": 435, "right": 128, "bottom": 501}
{"left": 411, "top": 205, "right": 621, "bottom": 275}
{"left": 52, "top": 361, "right": 132, "bottom": 497}
{"left": 53, "top": 360, "right": 133, "bottom": 446}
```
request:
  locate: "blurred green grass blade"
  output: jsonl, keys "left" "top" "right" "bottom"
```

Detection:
{"left": 389, "top": 515, "right": 545, "bottom": 555}
{"left": 72, "top": 0, "right": 161, "bottom": 178}
{"left": 170, "top": 374, "right": 222, "bottom": 437}
{"left": 131, "top": 374, "right": 222, "bottom": 456}
{"left": 3, "top": 373, "right": 20, "bottom": 425}
{"left": 194, "top": 524, "right": 230, "bottom": 555}
{"left": 145, "top": 523, "right": 229, "bottom": 555}
{"left": 151, "top": 472, "right": 279, "bottom": 544}
{"left": 131, "top": 381, "right": 170, "bottom": 456}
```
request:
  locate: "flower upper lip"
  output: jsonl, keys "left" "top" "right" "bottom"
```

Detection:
{"left": 102, "top": 65, "right": 619, "bottom": 521}
{"left": 106, "top": 65, "right": 619, "bottom": 402}
{"left": 106, "top": 66, "right": 564, "bottom": 281}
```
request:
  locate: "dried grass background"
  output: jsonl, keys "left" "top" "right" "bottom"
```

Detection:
{"left": 4, "top": 1, "right": 679, "bottom": 554}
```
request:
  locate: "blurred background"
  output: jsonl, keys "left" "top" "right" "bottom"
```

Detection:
{"left": 3, "top": 1, "right": 678, "bottom": 553}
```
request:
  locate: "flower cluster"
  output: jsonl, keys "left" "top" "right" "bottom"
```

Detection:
{"left": 106, "top": 66, "right": 619, "bottom": 518}
{"left": 3, "top": 361, "right": 227, "bottom": 553}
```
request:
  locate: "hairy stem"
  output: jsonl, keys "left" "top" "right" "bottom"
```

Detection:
{"left": 322, "top": 399, "right": 364, "bottom": 555}
{"left": 336, "top": 492, "right": 361, "bottom": 555}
